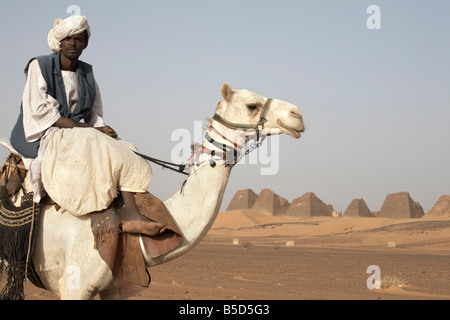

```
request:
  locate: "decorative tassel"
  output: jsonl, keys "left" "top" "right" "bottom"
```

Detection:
{"left": 0, "top": 154, "right": 41, "bottom": 300}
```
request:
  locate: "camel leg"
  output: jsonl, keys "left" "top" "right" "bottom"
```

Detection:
{"left": 57, "top": 260, "right": 113, "bottom": 300}
{"left": 58, "top": 275, "right": 96, "bottom": 300}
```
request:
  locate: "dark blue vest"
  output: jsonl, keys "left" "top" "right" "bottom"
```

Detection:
{"left": 10, "top": 52, "right": 96, "bottom": 158}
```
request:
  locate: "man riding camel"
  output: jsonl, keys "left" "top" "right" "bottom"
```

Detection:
{"left": 9, "top": 15, "right": 165, "bottom": 236}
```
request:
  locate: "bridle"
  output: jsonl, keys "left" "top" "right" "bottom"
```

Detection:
{"left": 212, "top": 98, "right": 273, "bottom": 142}
{"left": 203, "top": 97, "right": 273, "bottom": 165}
{"left": 136, "top": 98, "right": 273, "bottom": 174}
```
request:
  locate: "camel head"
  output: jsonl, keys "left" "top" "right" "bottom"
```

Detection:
{"left": 212, "top": 83, "right": 305, "bottom": 140}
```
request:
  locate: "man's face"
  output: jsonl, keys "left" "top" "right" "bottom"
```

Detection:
{"left": 60, "top": 31, "right": 87, "bottom": 61}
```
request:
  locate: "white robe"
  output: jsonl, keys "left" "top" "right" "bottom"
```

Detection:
{"left": 21, "top": 59, "right": 151, "bottom": 215}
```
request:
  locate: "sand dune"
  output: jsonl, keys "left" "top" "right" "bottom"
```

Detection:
{"left": 211, "top": 209, "right": 429, "bottom": 236}
{"left": 212, "top": 209, "right": 291, "bottom": 229}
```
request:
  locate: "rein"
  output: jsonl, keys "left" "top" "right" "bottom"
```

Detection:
{"left": 134, "top": 152, "right": 190, "bottom": 176}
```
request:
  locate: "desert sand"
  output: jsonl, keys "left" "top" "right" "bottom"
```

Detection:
{"left": 10, "top": 209, "right": 450, "bottom": 301}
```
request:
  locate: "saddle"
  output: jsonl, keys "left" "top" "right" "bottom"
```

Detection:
{"left": 91, "top": 192, "right": 183, "bottom": 297}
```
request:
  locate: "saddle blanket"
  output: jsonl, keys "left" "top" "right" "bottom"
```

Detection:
{"left": 91, "top": 192, "right": 183, "bottom": 297}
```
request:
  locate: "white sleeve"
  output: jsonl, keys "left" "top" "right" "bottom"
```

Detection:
{"left": 85, "top": 80, "right": 106, "bottom": 127}
{"left": 22, "top": 59, "right": 61, "bottom": 142}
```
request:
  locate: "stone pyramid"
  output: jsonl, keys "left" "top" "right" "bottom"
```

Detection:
{"left": 285, "top": 192, "right": 333, "bottom": 217}
{"left": 252, "top": 188, "right": 290, "bottom": 216}
{"left": 378, "top": 192, "right": 424, "bottom": 219}
{"left": 426, "top": 195, "right": 450, "bottom": 217}
{"left": 226, "top": 189, "right": 258, "bottom": 211}
{"left": 343, "top": 198, "right": 374, "bottom": 217}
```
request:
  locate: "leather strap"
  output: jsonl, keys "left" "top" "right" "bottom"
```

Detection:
{"left": 212, "top": 98, "right": 273, "bottom": 133}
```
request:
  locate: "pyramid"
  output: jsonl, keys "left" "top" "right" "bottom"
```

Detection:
{"left": 343, "top": 198, "right": 374, "bottom": 217}
{"left": 426, "top": 195, "right": 450, "bottom": 217}
{"left": 285, "top": 192, "right": 333, "bottom": 217}
{"left": 327, "top": 204, "right": 336, "bottom": 215}
{"left": 252, "top": 189, "right": 290, "bottom": 216}
{"left": 378, "top": 192, "right": 424, "bottom": 219}
{"left": 226, "top": 189, "right": 258, "bottom": 211}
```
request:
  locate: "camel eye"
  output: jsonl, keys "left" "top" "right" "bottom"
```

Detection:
{"left": 246, "top": 104, "right": 258, "bottom": 111}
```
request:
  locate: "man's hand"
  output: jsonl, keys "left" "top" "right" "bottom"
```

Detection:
{"left": 96, "top": 126, "right": 118, "bottom": 138}
{"left": 53, "top": 117, "right": 118, "bottom": 138}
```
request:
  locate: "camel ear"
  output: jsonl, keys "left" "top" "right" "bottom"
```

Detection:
{"left": 221, "top": 83, "right": 233, "bottom": 102}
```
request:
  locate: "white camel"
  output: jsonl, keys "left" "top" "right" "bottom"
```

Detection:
{"left": 2, "top": 83, "right": 304, "bottom": 299}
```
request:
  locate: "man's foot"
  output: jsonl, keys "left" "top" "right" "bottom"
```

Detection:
{"left": 121, "top": 209, "right": 166, "bottom": 236}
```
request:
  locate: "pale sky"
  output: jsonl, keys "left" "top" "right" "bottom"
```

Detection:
{"left": 1, "top": 0, "right": 449, "bottom": 213}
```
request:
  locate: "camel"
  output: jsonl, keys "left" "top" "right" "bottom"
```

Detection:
{"left": 1, "top": 83, "right": 305, "bottom": 299}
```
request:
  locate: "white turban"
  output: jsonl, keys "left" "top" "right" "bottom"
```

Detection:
{"left": 47, "top": 15, "right": 91, "bottom": 53}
